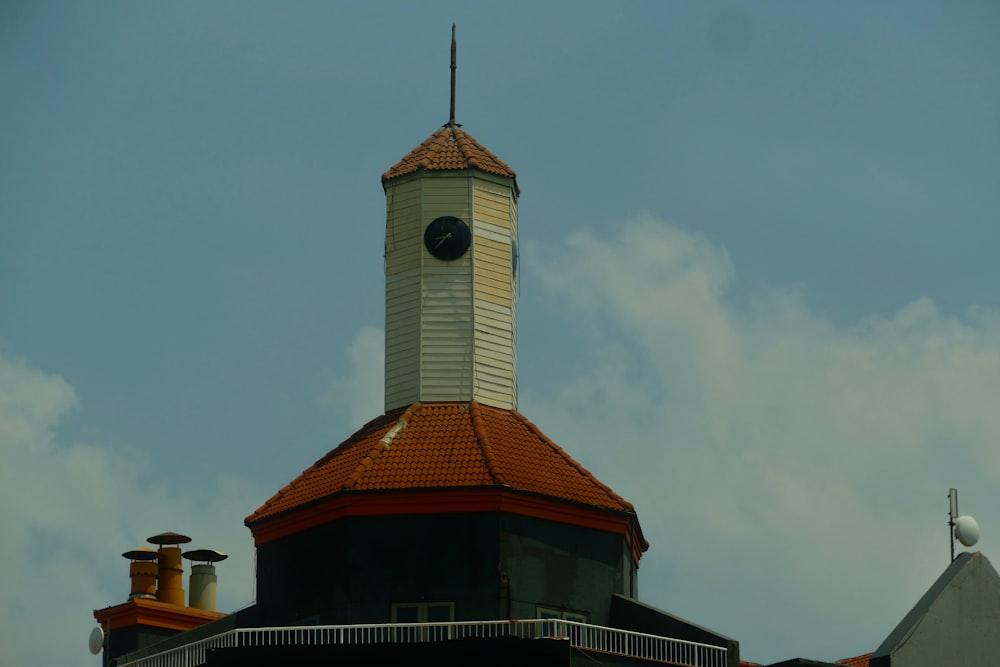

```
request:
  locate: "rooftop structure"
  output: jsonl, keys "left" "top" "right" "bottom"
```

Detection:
{"left": 92, "top": 28, "right": 736, "bottom": 667}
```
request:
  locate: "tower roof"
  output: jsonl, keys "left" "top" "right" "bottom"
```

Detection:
{"left": 382, "top": 125, "right": 519, "bottom": 194}
{"left": 246, "top": 401, "right": 636, "bottom": 525}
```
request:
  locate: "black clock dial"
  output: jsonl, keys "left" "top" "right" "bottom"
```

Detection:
{"left": 424, "top": 216, "right": 471, "bottom": 261}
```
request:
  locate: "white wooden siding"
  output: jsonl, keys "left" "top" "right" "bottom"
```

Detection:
{"left": 419, "top": 259, "right": 473, "bottom": 401}
{"left": 384, "top": 178, "right": 424, "bottom": 408}
{"left": 383, "top": 171, "right": 518, "bottom": 411}
{"left": 472, "top": 180, "right": 517, "bottom": 410}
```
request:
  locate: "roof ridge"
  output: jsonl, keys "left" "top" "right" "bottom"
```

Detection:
{"left": 248, "top": 408, "right": 408, "bottom": 522}
{"left": 341, "top": 403, "right": 421, "bottom": 491}
{"left": 454, "top": 128, "right": 493, "bottom": 172}
{"left": 510, "top": 410, "right": 634, "bottom": 511}
{"left": 312, "top": 408, "right": 405, "bottom": 468}
{"left": 468, "top": 401, "right": 507, "bottom": 486}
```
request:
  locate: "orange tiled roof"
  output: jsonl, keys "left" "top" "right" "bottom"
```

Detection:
{"left": 837, "top": 654, "right": 871, "bottom": 667}
{"left": 246, "top": 402, "right": 632, "bottom": 525}
{"left": 382, "top": 124, "right": 519, "bottom": 193}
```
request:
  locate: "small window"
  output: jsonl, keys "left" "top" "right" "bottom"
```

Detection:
{"left": 537, "top": 608, "right": 562, "bottom": 620}
{"left": 536, "top": 606, "right": 588, "bottom": 639}
{"left": 537, "top": 606, "right": 587, "bottom": 622}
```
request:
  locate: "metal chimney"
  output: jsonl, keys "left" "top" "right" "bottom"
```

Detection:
{"left": 183, "top": 549, "right": 228, "bottom": 611}
{"left": 121, "top": 547, "right": 159, "bottom": 601}
{"left": 147, "top": 531, "right": 191, "bottom": 606}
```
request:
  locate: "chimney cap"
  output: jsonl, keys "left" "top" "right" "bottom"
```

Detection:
{"left": 122, "top": 547, "right": 159, "bottom": 561}
{"left": 147, "top": 531, "right": 192, "bottom": 545}
{"left": 183, "top": 548, "right": 228, "bottom": 563}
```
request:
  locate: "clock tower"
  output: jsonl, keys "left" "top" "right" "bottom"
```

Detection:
{"left": 94, "top": 29, "right": 748, "bottom": 667}
{"left": 381, "top": 28, "right": 519, "bottom": 412}
{"left": 243, "top": 25, "right": 645, "bottom": 643}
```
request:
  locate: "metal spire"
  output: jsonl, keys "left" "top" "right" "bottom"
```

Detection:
{"left": 449, "top": 24, "right": 457, "bottom": 126}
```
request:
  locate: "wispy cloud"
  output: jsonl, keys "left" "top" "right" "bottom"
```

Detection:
{"left": 523, "top": 214, "right": 1000, "bottom": 663}
{"left": 318, "top": 325, "right": 384, "bottom": 429}
{"left": 305, "top": 214, "right": 1000, "bottom": 662}
{"left": 0, "top": 350, "right": 262, "bottom": 667}
{"left": 6, "top": 214, "right": 998, "bottom": 666}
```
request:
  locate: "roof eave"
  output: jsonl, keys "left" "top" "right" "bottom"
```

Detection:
{"left": 246, "top": 485, "right": 646, "bottom": 565}
{"left": 381, "top": 166, "right": 519, "bottom": 197}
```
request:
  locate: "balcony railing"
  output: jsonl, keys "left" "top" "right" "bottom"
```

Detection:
{"left": 119, "top": 618, "right": 727, "bottom": 667}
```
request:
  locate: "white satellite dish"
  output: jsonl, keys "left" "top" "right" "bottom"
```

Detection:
{"left": 88, "top": 625, "right": 105, "bottom": 655}
{"left": 955, "top": 515, "right": 980, "bottom": 547}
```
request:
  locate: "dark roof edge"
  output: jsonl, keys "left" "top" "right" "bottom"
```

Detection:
{"left": 245, "top": 483, "right": 641, "bottom": 531}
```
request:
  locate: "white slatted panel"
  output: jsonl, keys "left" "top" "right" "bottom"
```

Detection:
{"left": 384, "top": 178, "right": 423, "bottom": 410}
{"left": 419, "top": 262, "right": 473, "bottom": 400}
{"left": 383, "top": 172, "right": 518, "bottom": 411}
{"left": 472, "top": 181, "right": 517, "bottom": 409}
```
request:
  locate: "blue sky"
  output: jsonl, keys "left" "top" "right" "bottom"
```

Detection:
{"left": 2, "top": 2, "right": 999, "bottom": 665}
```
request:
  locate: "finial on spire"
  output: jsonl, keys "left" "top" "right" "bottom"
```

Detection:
{"left": 449, "top": 24, "right": 457, "bottom": 126}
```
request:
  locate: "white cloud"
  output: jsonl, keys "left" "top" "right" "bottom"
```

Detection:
{"left": 0, "top": 350, "right": 262, "bottom": 667}
{"left": 8, "top": 214, "right": 999, "bottom": 666}
{"left": 319, "top": 325, "right": 385, "bottom": 428}
{"left": 308, "top": 217, "right": 1000, "bottom": 662}
{"left": 523, "top": 214, "right": 1000, "bottom": 664}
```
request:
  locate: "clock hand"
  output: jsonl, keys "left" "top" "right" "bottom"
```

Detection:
{"left": 434, "top": 232, "right": 452, "bottom": 249}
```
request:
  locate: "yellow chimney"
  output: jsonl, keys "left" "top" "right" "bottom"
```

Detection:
{"left": 121, "top": 548, "right": 159, "bottom": 600}
{"left": 147, "top": 531, "right": 192, "bottom": 606}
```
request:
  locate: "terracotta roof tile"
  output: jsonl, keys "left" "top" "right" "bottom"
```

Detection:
{"left": 246, "top": 402, "right": 632, "bottom": 525}
{"left": 836, "top": 654, "right": 871, "bottom": 667}
{"left": 382, "top": 125, "right": 519, "bottom": 194}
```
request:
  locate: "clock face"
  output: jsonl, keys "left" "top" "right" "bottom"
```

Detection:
{"left": 424, "top": 216, "right": 471, "bottom": 261}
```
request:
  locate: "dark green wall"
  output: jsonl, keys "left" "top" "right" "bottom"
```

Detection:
{"left": 105, "top": 625, "right": 175, "bottom": 665}
{"left": 499, "top": 514, "right": 634, "bottom": 625}
{"left": 255, "top": 507, "right": 635, "bottom": 628}
{"left": 257, "top": 512, "right": 502, "bottom": 625}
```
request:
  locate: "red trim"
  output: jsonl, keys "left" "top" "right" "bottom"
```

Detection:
{"left": 93, "top": 598, "right": 225, "bottom": 632}
{"left": 248, "top": 487, "right": 645, "bottom": 564}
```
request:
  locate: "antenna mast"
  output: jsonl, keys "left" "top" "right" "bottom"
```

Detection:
{"left": 949, "top": 488, "right": 958, "bottom": 562}
{"left": 449, "top": 24, "right": 457, "bottom": 126}
{"left": 948, "top": 487, "right": 981, "bottom": 562}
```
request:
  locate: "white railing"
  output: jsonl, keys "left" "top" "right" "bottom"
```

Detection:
{"left": 119, "top": 618, "right": 727, "bottom": 667}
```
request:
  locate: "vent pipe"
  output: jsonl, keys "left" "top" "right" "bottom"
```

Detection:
{"left": 148, "top": 531, "right": 191, "bottom": 606}
{"left": 183, "top": 549, "right": 228, "bottom": 611}
{"left": 121, "top": 548, "right": 159, "bottom": 600}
